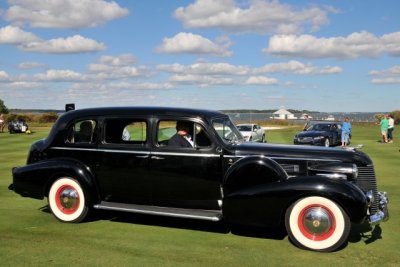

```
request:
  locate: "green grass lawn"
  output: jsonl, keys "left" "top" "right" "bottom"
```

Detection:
{"left": 1, "top": 125, "right": 399, "bottom": 266}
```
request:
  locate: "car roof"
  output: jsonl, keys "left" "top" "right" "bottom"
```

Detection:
{"left": 58, "top": 106, "right": 227, "bottom": 122}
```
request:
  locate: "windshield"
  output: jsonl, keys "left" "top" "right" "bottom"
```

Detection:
{"left": 237, "top": 125, "right": 252, "bottom": 131}
{"left": 306, "top": 124, "right": 331, "bottom": 131}
{"left": 212, "top": 117, "right": 243, "bottom": 145}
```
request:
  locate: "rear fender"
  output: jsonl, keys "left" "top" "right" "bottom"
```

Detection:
{"left": 12, "top": 158, "right": 99, "bottom": 204}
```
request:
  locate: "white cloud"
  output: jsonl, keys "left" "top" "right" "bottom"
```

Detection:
{"left": 254, "top": 60, "right": 342, "bottom": 75}
{"left": 264, "top": 31, "right": 400, "bottom": 59}
{"left": 98, "top": 54, "right": 136, "bottom": 66}
{"left": 156, "top": 32, "right": 232, "bottom": 57}
{"left": 369, "top": 65, "right": 400, "bottom": 76}
{"left": 0, "top": 25, "right": 41, "bottom": 44}
{"left": 157, "top": 62, "right": 249, "bottom": 75}
{"left": 174, "top": 0, "right": 331, "bottom": 34}
{"left": 4, "top": 0, "right": 129, "bottom": 29}
{"left": 168, "top": 74, "right": 234, "bottom": 86}
{"left": 371, "top": 78, "right": 400, "bottom": 84}
{"left": 34, "top": 69, "right": 84, "bottom": 82}
{"left": 369, "top": 65, "right": 400, "bottom": 84}
{"left": 0, "top": 71, "right": 10, "bottom": 81}
{"left": 87, "top": 54, "right": 143, "bottom": 79}
{"left": 19, "top": 35, "right": 106, "bottom": 53}
{"left": 245, "top": 76, "right": 278, "bottom": 85}
{"left": 18, "top": 61, "right": 46, "bottom": 69}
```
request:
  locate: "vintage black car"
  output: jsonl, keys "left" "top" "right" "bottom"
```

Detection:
{"left": 8, "top": 119, "right": 29, "bottom": 133}
{"left": 9, "top": 107, "right": 388, "bottom": 252}
{"left": 294, "top": 122, "right": 343, "bottom": 147}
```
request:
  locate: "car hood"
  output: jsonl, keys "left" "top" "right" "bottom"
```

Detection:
{"left": 231, "top": 142, "right": 371, "bottom": 165}
{"left": 296, "top": 130, "right": 330, "bottom": 137}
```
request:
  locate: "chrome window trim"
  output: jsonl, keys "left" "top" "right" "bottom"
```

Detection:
{"left": 50, "top": 147, "right": 219, "bottom": 157}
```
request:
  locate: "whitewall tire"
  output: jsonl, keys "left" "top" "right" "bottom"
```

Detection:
{"left": 285, "top": 196, "right": 350, "bottom": 252}
{"left": 48, "top": 177, "right": 89, "bottom": 223}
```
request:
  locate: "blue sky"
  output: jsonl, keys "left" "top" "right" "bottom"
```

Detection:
{"left": 0, "top": 0, "right": 399, "bottom": 112}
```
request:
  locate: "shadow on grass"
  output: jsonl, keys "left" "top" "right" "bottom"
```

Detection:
{"left": 348, "top": 221, "right": 382, "bottom": 245}
{"left": 40, "top": 205, "right": 286, "bottom": 241}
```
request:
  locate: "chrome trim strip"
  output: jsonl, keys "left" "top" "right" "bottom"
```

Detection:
{"left": 51, "top": 147, "right": 150, "bottom": 155}
{"left": 51, "top": 147, "right": 98, "bottom": 152}
{"left": 225, "top": 154, "right": 341, "bottom": 162}
{"left": 94, "top": 204, "right": 221, "bottom": 222}
{"left": 153, "top": 151, "right": 220, "bottom": 158}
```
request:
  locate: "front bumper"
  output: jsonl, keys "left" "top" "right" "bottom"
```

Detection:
{"left": 369, "top": 191, "right": 389, "bottom": 225}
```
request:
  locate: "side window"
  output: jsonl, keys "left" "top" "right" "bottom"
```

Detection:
{"left": 105, "top": 119, "right": 147, "bottom": 144}
{"left": 157, "top": 120, "right": 211, "bottom": 148}
{"left": 66, "top": 120, "right": 97, "bottom": 144}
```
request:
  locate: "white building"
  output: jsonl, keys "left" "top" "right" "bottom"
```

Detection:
{"left": 272, "top": 108, "right": 296, "bottom": 120}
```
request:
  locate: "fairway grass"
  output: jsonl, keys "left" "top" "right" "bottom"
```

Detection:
{"left": 1, "top": 125, "right": 399, "bottom": 266}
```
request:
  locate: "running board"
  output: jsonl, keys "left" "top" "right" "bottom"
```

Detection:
{"left": 94, "top": 201, "right": 223, "bottom": 222}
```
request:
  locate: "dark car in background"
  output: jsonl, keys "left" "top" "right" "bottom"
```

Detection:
{"left": 10, "top": 107, "right": 388, "bottom": 252}
{"left": 294, "top": 122, "right": 343, "bottom": 147}
{"left": 8, "top": 119, "right": 29, "bottom": 133}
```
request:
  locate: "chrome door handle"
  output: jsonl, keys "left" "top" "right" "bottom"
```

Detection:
{"left": 136, "top": 155, "right": 149, "bottom": 159}
{"left": 151, "top": 156, "right": 164, "bottom": 160}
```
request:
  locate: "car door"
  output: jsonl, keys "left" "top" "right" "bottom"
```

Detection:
{"left": 95, "top": 118, "right": 153, "bottom": 205}
{"left": 149, "top": 119, "right": 223, "bottom": 210}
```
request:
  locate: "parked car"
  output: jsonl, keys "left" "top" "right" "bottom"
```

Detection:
{"left": 236, "top": 123, "right": 266, "bottom": 142}
{"left": 8, "top": 119, "right": 29, "bottom": 133}
{"left": 10, "top": 107, "right": 388, "bottom": 252}
{"left": 294, "top": 122, "right": 343, "bottom": 147}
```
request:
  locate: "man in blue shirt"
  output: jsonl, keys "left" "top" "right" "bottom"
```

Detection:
{"left": 341, "top": 117, "right": 351, "bottom": 147}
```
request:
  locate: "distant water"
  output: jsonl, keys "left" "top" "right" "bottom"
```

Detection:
{"left": 226, "top": 112, "right": 379, "bottom": 123}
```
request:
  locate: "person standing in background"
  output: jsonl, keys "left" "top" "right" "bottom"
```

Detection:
{"left": 387, "top": 114, "right": 394, "bottom": 143}
{"left": 380, "top": 115, "right": 389, "bottom": 143}
{"left": 341, "top": 117, "right": 351, "bottom": 147}
{"left": 0, "top": 114, "right": 5, "bottom": 133}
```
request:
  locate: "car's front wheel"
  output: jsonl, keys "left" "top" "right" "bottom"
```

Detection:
{"left": 285, "top": 196, "right": 350, "bottom": 252}
{"left": 48, "top": 177, "right": 89, "bottom": 223}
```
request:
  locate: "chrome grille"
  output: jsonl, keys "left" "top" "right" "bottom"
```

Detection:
{"left": 355, "top": 165, "right": 378, "bottom": 214}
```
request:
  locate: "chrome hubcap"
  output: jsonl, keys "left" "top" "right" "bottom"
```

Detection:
{"left": 302, "top": 207, "right": 332, "bottom": 236}
{"left": 58, "top": 187, "right": 79, "bottom": 210}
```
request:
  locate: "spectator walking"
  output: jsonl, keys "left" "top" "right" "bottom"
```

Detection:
{"left": 379, "top": 115, "right": 389, "bottom": 143}
{"left": 0, "top": 114, "right": 5, "bottom": 133}
{"left": 341, "top": 117, "right": 351, "bottom": 147}
{"left": 388, "top": 114, "right": 394, "bottom": 143}
{"left": 303, "top": 114, "right": 310, "bottom": 130}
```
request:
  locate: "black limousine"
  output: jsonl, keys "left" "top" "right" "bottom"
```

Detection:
{"left": 9, "top": 107, "right": 388, "bottom": 252}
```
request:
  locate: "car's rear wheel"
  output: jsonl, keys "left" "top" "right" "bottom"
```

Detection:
{"left": 324, "top": 138, "right": 330, "bottom": 147}
{"left": 285, "top": 196, "right": 350, "bottom": 252}
{"left": 48, "top": 177, "right": 89, "bottom": 223}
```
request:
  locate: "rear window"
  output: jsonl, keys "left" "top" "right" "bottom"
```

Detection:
{"left": 105, "top": 119, "right": 147, "bottom": 145}
{"left": 66, "top": 120, "right": 97, "bottom": 144}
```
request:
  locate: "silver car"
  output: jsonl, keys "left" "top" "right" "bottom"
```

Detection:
{"left": 236, "top": 123, "right": 266, "bottom": 142}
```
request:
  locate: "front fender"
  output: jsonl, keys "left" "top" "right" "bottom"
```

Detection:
{"left": 223, "top": 156, "right": 288, "bottom": 195}
{"left": 223, "top": 176, "right": 368, "bottom": 227}
{"left": 12, "top": 158, "right": 98, "bottom": 204}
